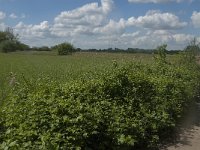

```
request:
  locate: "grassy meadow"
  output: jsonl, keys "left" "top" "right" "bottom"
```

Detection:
{"left": 0, "top": 52, "right": 153, "bottom": 97}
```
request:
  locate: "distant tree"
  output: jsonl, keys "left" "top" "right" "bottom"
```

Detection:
{"left": 39, "top": 46, "right": 51, "bottom": 51}
{"left": 0, "top": 32, "right": 7, "bottom": 43}
{"left": 0, "top": 27, "right": 29, "bottom": 52}
{"left": 183, "top": 38, "right": 200, "bottom": 63}
{"left": 76, "top": 48, "right": 81, "bottom": 52}
{"left": 16, "top": 42, "right": 30, "bottom": 51}
{"left": 4, "top": 27, "right": 18, "bottom": 41}
{"left": 185, "top": 38, "right": 200, "bottom": 55}
{"left": 56, "top": 42, "right": 75, "bottom": 55}
{"left": 154, "top": 44, "right": 167, "bottom": 64}
{"left": 0, "top": 40, "right": 17, "bottom": 53}
{"left": 31, "top": 46, "right": 51, "bottom": 51}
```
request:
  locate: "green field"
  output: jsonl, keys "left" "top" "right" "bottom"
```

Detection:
{"left": 0, "top": 52, "right": 153, "bottom": 97}
{"left": 0, "top": 52, "right": 152, "bottom": 80}
{"left": 0, "top": 51, "right": 200, "bottom": 149}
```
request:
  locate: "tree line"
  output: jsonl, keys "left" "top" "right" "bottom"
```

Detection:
{"left": 1, "top": 28, "right": 199, "bottom": 55}
{"left": 0, "top": 28, "right": 77, "bottom": 55}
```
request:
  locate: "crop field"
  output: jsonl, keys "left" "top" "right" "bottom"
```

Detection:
{"left": 0, "top": 52, "right": 151, "bottom": 79}
{"left": 0, "top": 50, "right": 200, "bottom": 149}
{"left": 1, "top": 52, "right": 154, "bottom": 103}
{"left": 0, "top": 52, "right": 153, "bottom": 97}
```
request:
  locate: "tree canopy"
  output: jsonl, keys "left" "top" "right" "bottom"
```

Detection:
{"left": 54, "top": 42, "right": 76, "bottom": 55}
{"left": 0, "top": 27, "right": 29, "bottom": 53}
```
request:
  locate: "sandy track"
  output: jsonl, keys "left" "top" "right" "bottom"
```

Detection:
{"left": 161, "top": 102, "right": 200, "bottom": 150}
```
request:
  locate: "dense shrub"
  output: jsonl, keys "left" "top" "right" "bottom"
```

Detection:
{"left": 0, "top": 40, "right": 17, "bottom": 53}
{"left": 16, "top": 42, "right": 30, "bottom": 51}
{"left": 0, "top": 58, "right": 199, "bottom": 149}
{"left": 55, "top": 42, "right": 75, "bottom": 55}
{"left": 0, "top": 41, "right": 30, "bottom": 52}
{"left": 0, "top": 28, "right": 30, "bottom": 52}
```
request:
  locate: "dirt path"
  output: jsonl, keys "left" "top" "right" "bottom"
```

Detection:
{"left": 161, "top": 102, "right": 200, "bottom": 150}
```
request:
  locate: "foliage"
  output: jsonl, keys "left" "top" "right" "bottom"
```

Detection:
{"left": 0, "top": 40, "right": 18, "bottom": 53}
{"left": 180, "top": 38, "right": 200, "bottom": 65}
{"left": 31, "top": 46, "right": 51, "bottom": 51}
{"left": 0, "top": 41, "right": 29, "bottom": 53}
{"left": 55, "top": 42, "right": 75, "bottom": 55}
{"left": 0, "top": 32, "right": 7, "bottom": 43}
{"left": 4, "top": 27, "right": 18, "bottom": 41}
{"left": 16, "top": 42, "right": 30, "bottom": 51}
{"left": 0, "top": 51, "right": 200, "bottom": 149}
{"left": 154, "top": 44, "right": 168, "bottom": 64}
{"left": 0, "top": 27, "right": 18, "bottom": 43}
{"left": 0, "top": 27, "right": 29, "bottom": 53}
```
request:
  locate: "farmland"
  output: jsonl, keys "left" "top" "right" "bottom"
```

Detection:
{"left": 0, "top": 52, "right": 153, "bottom": 98}
{"left": 0, "top": 52, "right": 152, "bottom": 105}
{"left": 0, "top": 50, "right": 200, "bottom": 149}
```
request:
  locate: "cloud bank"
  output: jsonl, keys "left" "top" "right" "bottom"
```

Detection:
{"left": 191, "top": 11, "right": 200, "bottom": 28}
{"left": 0, "top": 0, "right": 198, "bottom": 49}
{"left": 0, "top": 11, "right": 6, "bottom": 20}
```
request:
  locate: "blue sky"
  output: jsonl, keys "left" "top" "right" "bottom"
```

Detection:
{"left": 0, "top": 0, "right": 200, "bottom": 49}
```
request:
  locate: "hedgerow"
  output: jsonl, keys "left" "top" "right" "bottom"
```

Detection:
{"left": 0, "top": 49, "right": 200, "bottom": 149}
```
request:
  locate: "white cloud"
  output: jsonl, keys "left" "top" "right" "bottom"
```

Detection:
{"left": 4, "top": 0, "right": 195, "bottom": 50}
{"left": 0, "top": 12, "right": 6, "bottom": 30}
{"left": 173, "top": 33, "right": 194, "bottom": 43}
{"left": 121, "top": 31, "right": 140, "bottom": 38}
{"left": 191, "top": 11, "right": 200, "bottom": 28}
{"left": 148, "top": 30, "right": 194, "bottom": 44}
{"left": 126, "top": 10, "right": 187, "bottom": 30}
{"left": 128, "top": 0, "right": 186, "bottom": 3}
{"left": 78, "top": 29, "right": 194, "bottom": 50}
{"left": 119, "top": 30, "right": 195, "bottom": 49}
{"left": 0, "top": 11, "right": 6, "bottom": 20}
{"left": 14, "top": 21, "right": 51, "bottom": 46}
{"left": 20, "top": 14, "right": 26, "bottom": 19}
{"left": 0, "top": 23, "right": 6, "bottom": 30}
{"left": 15, "top": 21, "right": 50, "bottom": 38}
{"left": 51, "top": 0, "right": 114, "bottom": 37}
{"left": 101, "top": 0, "right": 114, "bottom": 14}
{"left": 9, "top": 13, "right": 17, "bottom": 19}
{"left": 9, "top": 13, "right": 26, "bottom": 19}
{"left": 94, "top": 19, "right": 126, "bottom": 35}
{"left": 51, "top": 7, "right": 186, "bottom": 42}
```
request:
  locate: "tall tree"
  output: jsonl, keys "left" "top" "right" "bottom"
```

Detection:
{"left": 0, "top": 31, "right": 7, "bottom": 43}
{"left": 0, "top": 27, "right": 18, "bottom": 43}
{"left": 0, "top": 27, "right": 29, "bottom": 53}
{"left": 4, "top": 27, "right": 18, "bottom": 41}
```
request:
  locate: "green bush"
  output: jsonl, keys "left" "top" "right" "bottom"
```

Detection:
{"left": 1, "top": 59, "right": 199, "bottom": 149}
{"left": 0, "top": 40, "right": 29, "bottom": 53}
{"left": 0, "top": 40, "right": 18, "bottom": 53}
{"left": 56, "top": 42, "right": 75, "bottom": 55}
{"left": 0, "top": 28, "right": 29, "bottom": 53}
{"left": 16, "top": 42, "right": 30, "bottom": 51}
